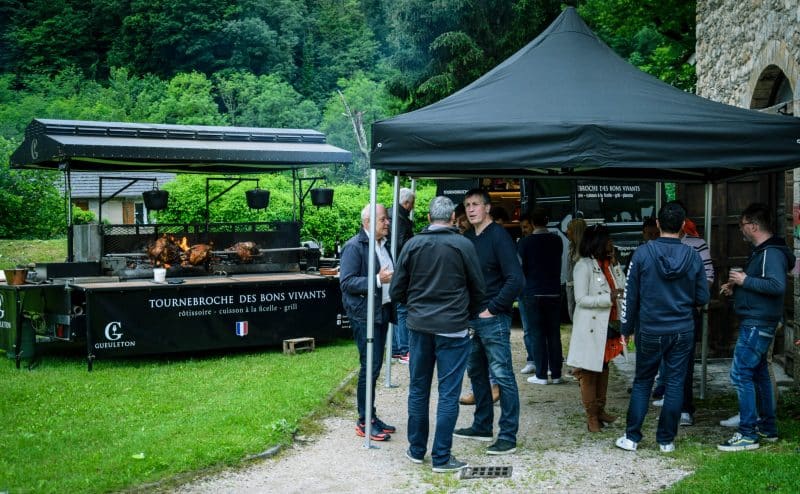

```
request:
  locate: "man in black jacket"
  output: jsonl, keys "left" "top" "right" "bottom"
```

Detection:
{"left": 340, "top": 203, "right": 396, "bottom": 441}
{"left": 390, "top": 196, "right": 486, "bottom": 473}
{"left": 389, "top": 187, "right": 416, "bottom": 362}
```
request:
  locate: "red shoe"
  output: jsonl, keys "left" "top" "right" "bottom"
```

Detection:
{"left": 355, "top": 421, "right": 391, "bottom": 441}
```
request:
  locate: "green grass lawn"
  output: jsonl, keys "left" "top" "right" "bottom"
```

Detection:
{"left": 0, "top": 238, "right": 67, "bottom": 267}
{"left": 0, "top": 342, "right": 357, "bottom": 493}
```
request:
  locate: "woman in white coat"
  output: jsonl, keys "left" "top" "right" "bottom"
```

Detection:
{"left": 566, "top": 224, "right": 626, "bottom": 432}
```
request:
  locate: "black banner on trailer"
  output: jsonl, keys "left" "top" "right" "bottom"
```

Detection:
{"left": 83, "top": 278, "right": 346, "bottom": 357}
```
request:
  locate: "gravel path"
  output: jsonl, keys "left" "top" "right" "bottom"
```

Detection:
{"left": 173, "top": 328, "right": 693, "bottom": 493}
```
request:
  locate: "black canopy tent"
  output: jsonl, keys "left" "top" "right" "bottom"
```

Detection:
{"left": 370, "top": 8, "right": 800, "bottom": 182}
{"left": 358, "top": 7, "right": 800, "bottom": 445}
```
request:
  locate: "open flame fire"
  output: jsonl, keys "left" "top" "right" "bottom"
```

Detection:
{"left": 177, "top": 236, "right": 190, "bottom": 252}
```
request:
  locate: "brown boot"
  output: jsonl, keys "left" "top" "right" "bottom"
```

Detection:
{"left": 596, "top": 366, "right": 617, "bottom": 424}
{"left": 459, "top": 392, "right": 475, "bottom": 405}
{"left": 491, "top": 384, "right": 501, "bottom": 403}
{"left": 578, "top": 370, "right": 601, "bottom": 432}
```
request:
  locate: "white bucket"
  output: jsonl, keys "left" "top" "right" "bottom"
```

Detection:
{"left": 153, "top": 268, "right": 167, "bottom": 283}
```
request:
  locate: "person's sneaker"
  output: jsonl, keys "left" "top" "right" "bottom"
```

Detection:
{"left": 652, "top": 398, "right": 664, "bottom": 407}
{"left": 453, "top": 427, "right": 493, "bottom": 442}
{"left": 373, "top": 417, "right": 396, "bottom": 434}
{"left": 396, "top": 352, "right": 410, "bottom": 364}
{"left": 659, "top": 442, "right": 675, "bottom": 453}
{"left": 719, "top": 414, "right": 740, "bottom": 428}
{"left": 615, "top": 435, "right": 638, "bottom": 451}
{"left": 405, "top": 449, "right": 423, "bottom": 464}
{"left": 527, "top": 376, "right": 549, "bottom": 385}
{"left": 550, "top": 378, "right": 562, "bottom": 384}
{"left": 487, "top": 439, "right": 517, "bottom": 455}
{"left": 756, "top": 431, "right": 779, "bottom": 443}
{"left": 520, "top": 362, "right": 536, "bottom": 374}
{"left": 718, "top": 432, "right": 759, "bottom": 452}
{"left": 679, "top": 413, "right": 694, "bottom": 426}
{"left": 432, "top": 456, "right": 468, "bottom": 473}
{"left": 355, "top": 421, "right": 390, "bottom": 441}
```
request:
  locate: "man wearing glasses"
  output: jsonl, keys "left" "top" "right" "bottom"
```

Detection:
{"left": 718, "top": 203, "right": 795, "bottom": 451}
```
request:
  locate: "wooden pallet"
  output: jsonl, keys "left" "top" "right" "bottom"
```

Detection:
{"left": 283, "top": 337, "right": 315, "bottom": 355}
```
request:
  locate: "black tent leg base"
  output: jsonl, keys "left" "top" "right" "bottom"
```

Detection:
{"left": 87, "top": 353, "right": 95, "bottom": 372}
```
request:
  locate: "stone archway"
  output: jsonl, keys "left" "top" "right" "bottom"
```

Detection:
{"left": 746, "top": 39, "right": 800, "bottom": 115}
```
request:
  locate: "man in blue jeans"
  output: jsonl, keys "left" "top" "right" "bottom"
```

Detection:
{"left": 616, "top": 202, "right": 709, "bottom": 453}
{"left": 389, "top": 187, "right": 416, "bottom": 363}
{"left": 453, "top": 188, "right": 523, "bottom": 455}
{"left": 390, "top": 196, "right": 485, "bottom": 473}
{"left": 718, "top": 203, "right": 794, "bottom": 451}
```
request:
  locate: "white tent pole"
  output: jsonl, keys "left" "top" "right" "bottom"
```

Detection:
{"left": 700, "top": 182, "right": 713, "bottom": 399}
{"left": 384, "top": 175, "right": 401, "bottom": 387}
{"left": 364, "top": 169, "right": 379, "bottom": 449}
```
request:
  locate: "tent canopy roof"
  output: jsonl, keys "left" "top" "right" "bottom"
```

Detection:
{"left": 370, "top": 7, "right": 800, "bottom": 183}
{"left": 11, "top": 119, "right": 352, "bottom": 174}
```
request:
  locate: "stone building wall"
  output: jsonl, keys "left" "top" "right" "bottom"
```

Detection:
{"left": 696, "top": 0, "right": 800, "bottom": 377}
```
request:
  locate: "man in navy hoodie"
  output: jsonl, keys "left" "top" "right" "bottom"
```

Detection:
{"left": 717, "top": 203, "right": 795, "bottom": 451}
{"left": 615, "top": 202, "right": 709, "bottom": 453}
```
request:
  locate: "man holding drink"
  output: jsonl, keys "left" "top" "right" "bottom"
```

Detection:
{"left": 718, "top": 203, "right": 795, "bottom": 451}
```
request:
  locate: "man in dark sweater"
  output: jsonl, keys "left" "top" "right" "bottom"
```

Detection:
{"left": 518, "top": 207, "right": 564, "bottom": 384}
{"left": 388, "top": 187, "right": 416, "bottom": 362}
{"left": 390, "top": 196, "right": 485, "bottom": 473}
{"left": 616, "top": 202, "right": 709, "bottom": 453}
{"left": 453, "top": 188, "right": 523, "bottom": 455}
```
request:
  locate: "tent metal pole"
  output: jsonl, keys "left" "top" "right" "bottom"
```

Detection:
{"left": 364, "top": 169, "right": 379, "bottom": 449}
{"left": 384, "top": 175, "right": 401, "bottom": 388}
{"left": 700, "top": 182, "right": 713, "bottom": 399}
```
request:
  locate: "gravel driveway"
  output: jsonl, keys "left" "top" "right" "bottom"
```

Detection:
{"left": 173, "top": 327, "right": 693, "bottom": 493}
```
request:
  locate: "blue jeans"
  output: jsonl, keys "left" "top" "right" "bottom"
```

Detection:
{"left": 392, "top": 303, "right": 409, "bottom": 355}
{"left": 518, "top": 296, "right": 533, "bottom": 363}
{"left": 407, "top": 330, "right": 470, "bottom": 466}
{"left": 351, "top": 305, "right": 390, "bottom": 421}
{"left": 625, "top": 330, "right": 693, "bottom": 445}
{"left": 730, "top": 325, "right": 777, "bottom": 439}
{"left": 467, "top": 313, "right": 520, "bottom": 444}
{"left": 522, "top": 294, "right": 562, "bottom": 380}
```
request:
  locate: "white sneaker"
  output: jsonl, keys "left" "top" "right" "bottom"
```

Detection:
{"left": 615, "top": 435, "right": 638, "bottom": 451}
{"left": 679, "top": 413, "right": 694, "bottom": 426}
{"left": 720, "top": 414, "right": 740, "bottom": 428}
{"left": 526, "top": 376, "right": 549, "bottom": 385}
{"left": 652, "top": 398, "right": 664, "bottom": 407}
{"left": 659, "top": 443, "right": 675, "bottom": 453}
{"left": 520, "top": 362, "right": 536, "bottom": 374}
{"left": 550, "top": 378, "right": 562, "bottom": 384}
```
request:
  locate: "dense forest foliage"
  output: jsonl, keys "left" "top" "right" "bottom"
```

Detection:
{"left": 0, "top": 0, "right": 696, "bottom": 239}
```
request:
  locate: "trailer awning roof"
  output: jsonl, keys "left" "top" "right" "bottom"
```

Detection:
{"left": 11, "top": 119, "right": 352, "bottom": 173}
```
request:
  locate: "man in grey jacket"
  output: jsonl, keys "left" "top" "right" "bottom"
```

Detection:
{"left": 390, "top": 196, "right": 485, "bottom": 473}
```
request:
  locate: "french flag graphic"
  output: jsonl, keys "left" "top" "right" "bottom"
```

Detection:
{"left": 235, "top": 321, "right": 248, "bottom": 337}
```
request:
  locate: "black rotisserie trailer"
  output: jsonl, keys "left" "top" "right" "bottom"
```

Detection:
{"left": 7, "top": 119, "right": 352, "bottom": 369}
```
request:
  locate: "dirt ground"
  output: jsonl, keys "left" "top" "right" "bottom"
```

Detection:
{"left": 171, "top": 327, "right": 700, "bottom": 494}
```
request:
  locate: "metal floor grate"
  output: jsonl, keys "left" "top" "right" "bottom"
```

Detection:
{"left": 458, "top": 465, "right": 513, "bottom": 479}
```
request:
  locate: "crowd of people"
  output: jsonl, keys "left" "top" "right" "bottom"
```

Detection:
{"left": 338, "top": 189, "right": 794, "bottom": 473}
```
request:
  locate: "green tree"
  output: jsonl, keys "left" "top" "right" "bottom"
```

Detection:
{"left": 0, "top": 136, "right": 64, "bottom": 238}
{"left": 152, "top": 72, "right": 224, "bottom": 125}
{"left": 3, "top": 0, "right": 125, "bottom": 79}
{"left": 299, "top": 0, "right": 379, "bottom": 102}
{"left": 577, "top": 0, "right": 696, "bottom": 91}
{"left": 319, "top": 73, "right": 401, "bottom": 183}
{"left": 215, "top": 72, "right": 320, "bottom": 128}
{"left": 385, "top": 0, "right": 561, "bottom": 108}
